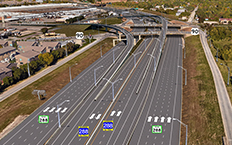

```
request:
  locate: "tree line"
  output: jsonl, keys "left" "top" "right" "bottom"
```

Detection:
{"left": 0, "top": 42, "right": 80, "bottom": 91}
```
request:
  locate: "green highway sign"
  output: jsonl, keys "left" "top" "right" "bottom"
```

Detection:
{"left": 152, "top": 125, "right": 162, "bottom": 134}
{"left": 38, "top": 115, "right": 49, "bottom": 124}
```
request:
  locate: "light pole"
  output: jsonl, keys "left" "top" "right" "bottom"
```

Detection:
{"left": 57, "top": 100, "right": 70, "bottom": 128}
{"left": 179, "top": 44, "right": 186, "bottom": 59}
{"left": 103, "top": 78, "right": 123, "bottom": 101}
{"left": 173, "top": 118, "right": 188, "bottom": 145}
{"left": 65, "top": 45, "right": 68, "bottom": 57}
{"left": 94, "top": 65, "right": 103, "bottom": 86}
{"left": 131, "top": 51, "right": 142, "bottom": 67}
{"left": 69, "top": 63, "right": 78, "bottom": 82}
{"left": 27, "top": 58, "right": 30, "bottom": 77}
{"left": 220, "top": 63, "right": 230, "bottom": 86}
{"left": 113, "top": 46, "right": 120, "bottom": 63}
{"left": 147, "top": 53, "right": 156, "bottom": 71}
{"left": 100, "top": 43, "right": 107, "bottom": 58}
{"left": 178, "top": 66, "right": 187, "bottom": 85}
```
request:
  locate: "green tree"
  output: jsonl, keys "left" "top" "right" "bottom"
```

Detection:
{"left": 12, "top": 67, "right": 23, "bottom": 81}
{"left": 39, "top": 53, "right": 54, "bottom": 66}
{"left": 29, "top": 60, "right": 38, "bottom": 74}
{"left": 66, "top": 42, "right": 75, "bottom": 53}
{"left": 3, "top": 76, "right": 14, "bottom": 86}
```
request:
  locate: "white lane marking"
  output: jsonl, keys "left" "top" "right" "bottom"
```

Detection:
{"left": 24, "top": 139, "right": 27, "bottom": 142}
{"left": 95, "top": 114, "right": 101, "bottom": 120}
{"left": 25, "top": 130, "right": 28, "bottom": 133}
{"left": 55, "top": 108, "right": 62, "bottom": 113}
{"left": 154, "top": 116, "right": 159, "bottom": 122}
{"left": 36, "top": 127, "right": 39, "bottom": 130}
{"left": 43, "top": 107, "right": 50, "bottom": 112}
{"left": 61, "top": 107, "right": 68, "bottom": 113}
{"left": 167, "top": 117, "right": 172, "bottom": 123}
{"left": 89, "top": 114, "right": 95, "bottom": 120}
{"left": 110, "top": 111, "right": 116, "bottom": 116}
{"left": 31, "top": 124, "right": 34, "bottom": 127}
{"left": 19, "top": 136, "right": 21, "bottom": 139}
{"left": 147, "top": 116, "right": 152, "bottom": 122}
{"left": 116, "top": 111, "right": 122, "bottom": 116}
{"left": 49, "top": 107, "right": 56, "bottom": 112}
{"left": 160, "top": 117, "right": 165, "bottom": 123}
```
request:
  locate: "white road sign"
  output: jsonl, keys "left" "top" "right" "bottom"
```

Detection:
{"left": 76, "top": 32, "right": 84, "bottom": 39}
{"left": 191, "top": 28, "right": 199, "bottom": 35}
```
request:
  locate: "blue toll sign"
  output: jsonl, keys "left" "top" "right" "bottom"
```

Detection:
{"left": 78, "top": 126, "right": 89, "bottom": 137}
{"left": 103, "top": 120, "right": 113, "bottom": 131}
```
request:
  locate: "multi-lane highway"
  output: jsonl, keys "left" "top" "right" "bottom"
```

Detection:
{"left": 0, "top": 11, "right": 186, "bottom": 145}
{"left": 0, "top": 25, "right": 134, "bottom": 145}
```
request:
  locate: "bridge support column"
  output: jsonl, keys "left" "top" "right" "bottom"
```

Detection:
{"left": 105, "top": 27, "right": 108, "bottom": 31}
{"left": 119, "top": 33, "right": 121, "bottom": 41}
{"left": 134, "top": 38, "right": 136, "bottom": 46}
{"left": 113, "top": 39, "right": 116, "bottom": 47}
{"left": 139, "top": 35, "right": 141, "bottom": 40}
{"left": 116, "top": 30, "right": 118, "bottom": 34}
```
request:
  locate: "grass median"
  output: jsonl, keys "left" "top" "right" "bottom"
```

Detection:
{"left": 0, "top": 38, "right": 114, "bottom": 134}
{"left": 181, "top": 35, "right": 224, "bottom": 144}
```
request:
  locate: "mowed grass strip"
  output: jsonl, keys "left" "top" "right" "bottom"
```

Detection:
{"left": 0, "top": 38, "right": 114, "bottom": 133}
{"left": 181, "top": 36, "right": 224, "bottom": 145}
{"left": 209, "top": 40, "right": 232, "bottom": 103}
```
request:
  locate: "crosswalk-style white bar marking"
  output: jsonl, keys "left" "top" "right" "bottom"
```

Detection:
{"left": 61, "top": 107, "right": 68, "bottom": 113}
{"left": 49, "top": 107, "right": 56, "bottom": 112}
{"left": 55, "top": 108, "right": 62, "bottom": 113}
{"left": 43, "top": 107, "right": 50, "bottom": 112}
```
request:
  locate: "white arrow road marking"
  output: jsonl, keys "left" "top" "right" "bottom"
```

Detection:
{"left": 89, "top": 114, "right": 95, "bottom": 120}
{"left": 167, "top": 117, "right": 172, "bottom": 123}
{"left": 161, "top": 117, "right": 165, "bottom": 123}
{"left": 49, "top": 107, "right": 56, "bottom": 112}
{"left": 116, "top": 111, "right": 122, "bottom": 116}
{"left": 95, "top": 114, "right": 101, "bottom": 120}
{"left": 55, "top": 108, "right": 62, "bottom": 113}
{"left": 61, "top": 107, "right": 68, "bottom": 113}
{"left": 43, "top": 107, "right": 50, "bottom": 112}
{"left": 110, "top": 111, "right": 116, "bottom": 116}
{"left": 147, "top": 116, "right": 152, "bottom": 122}
{"left": 154, "top": 116, "right": 159, "bottom": 122}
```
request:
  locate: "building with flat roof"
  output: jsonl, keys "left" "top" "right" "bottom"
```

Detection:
{"left": 0, "top": 46, "right": 16, "bottom": 61}
{"left": 0, "top": 63, "right": 13, "bottom": 82}
{"left": 15, "top": 50, "right": 39, "bottom": 66}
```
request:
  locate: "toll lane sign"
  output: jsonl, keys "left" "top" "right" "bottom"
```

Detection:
{"left": 103, "top": 120, "right": 113, "bottom": 131}
{"left": 78, "top": 126, "right": 89, "bottom": 137}
{"left": 38, "top": 115, "right": 49, "bottom": 124}
{"left": 152, "top": 125, "right": 162, "bottom": 134}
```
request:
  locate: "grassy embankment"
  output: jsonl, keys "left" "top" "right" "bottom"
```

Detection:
{"left": 208, "top": 40, "right": 232, "bottom": 103}
{"left": 53, "top": 17, "right": 122, "bottom": 37}
{"left": 0, "top": 38, "right": 114, "bottom": 133}
{"left": 181, "top": 35, "right": 225, "bottom": 145}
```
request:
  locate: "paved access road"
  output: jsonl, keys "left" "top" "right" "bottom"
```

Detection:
{"left": 0, "top": 25, "right": 134, "bottom": 145}
{"left": 200, "top": 30, "right": 232, "bottom": 145}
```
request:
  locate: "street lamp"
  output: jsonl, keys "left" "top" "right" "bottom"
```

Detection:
{"left": 179, "top": 44, "right": 186, "bottom": 59}
{"left": 113, "top": 46, "right": 120, "bottom": 63}
{"left": 65, "top": 45, "right": 68, "bottom": 57}
{"left": 178, "top": 66, "right": 187, "bottom": 85}
{"left": 220, "top": 63, "right": 230, "bottom": 86}
{"left": 27, "top": 58, "right": 31, "bottom": 77}
{"left": 100, "top": 43, "right": 107, "bottom": 58}
{"left": 57, "top": 100, "right": 70, "bottom": 128}
{"left": 131, "top": 51, "right": 142, "bottom": 67}
{"left": 147, "top": 53, "right": 156, "bottom": 71}
{"left": 94, "top": 65, "right": 103, "bottom": 86}
{"left": 69, "top": 63, "right": 78, "bottom": 82}
{"left": 103, "top": 78, "right": 123, "bottom": 101}
{"left": 173, "top": 118, "right": 188, "bottom": 145}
